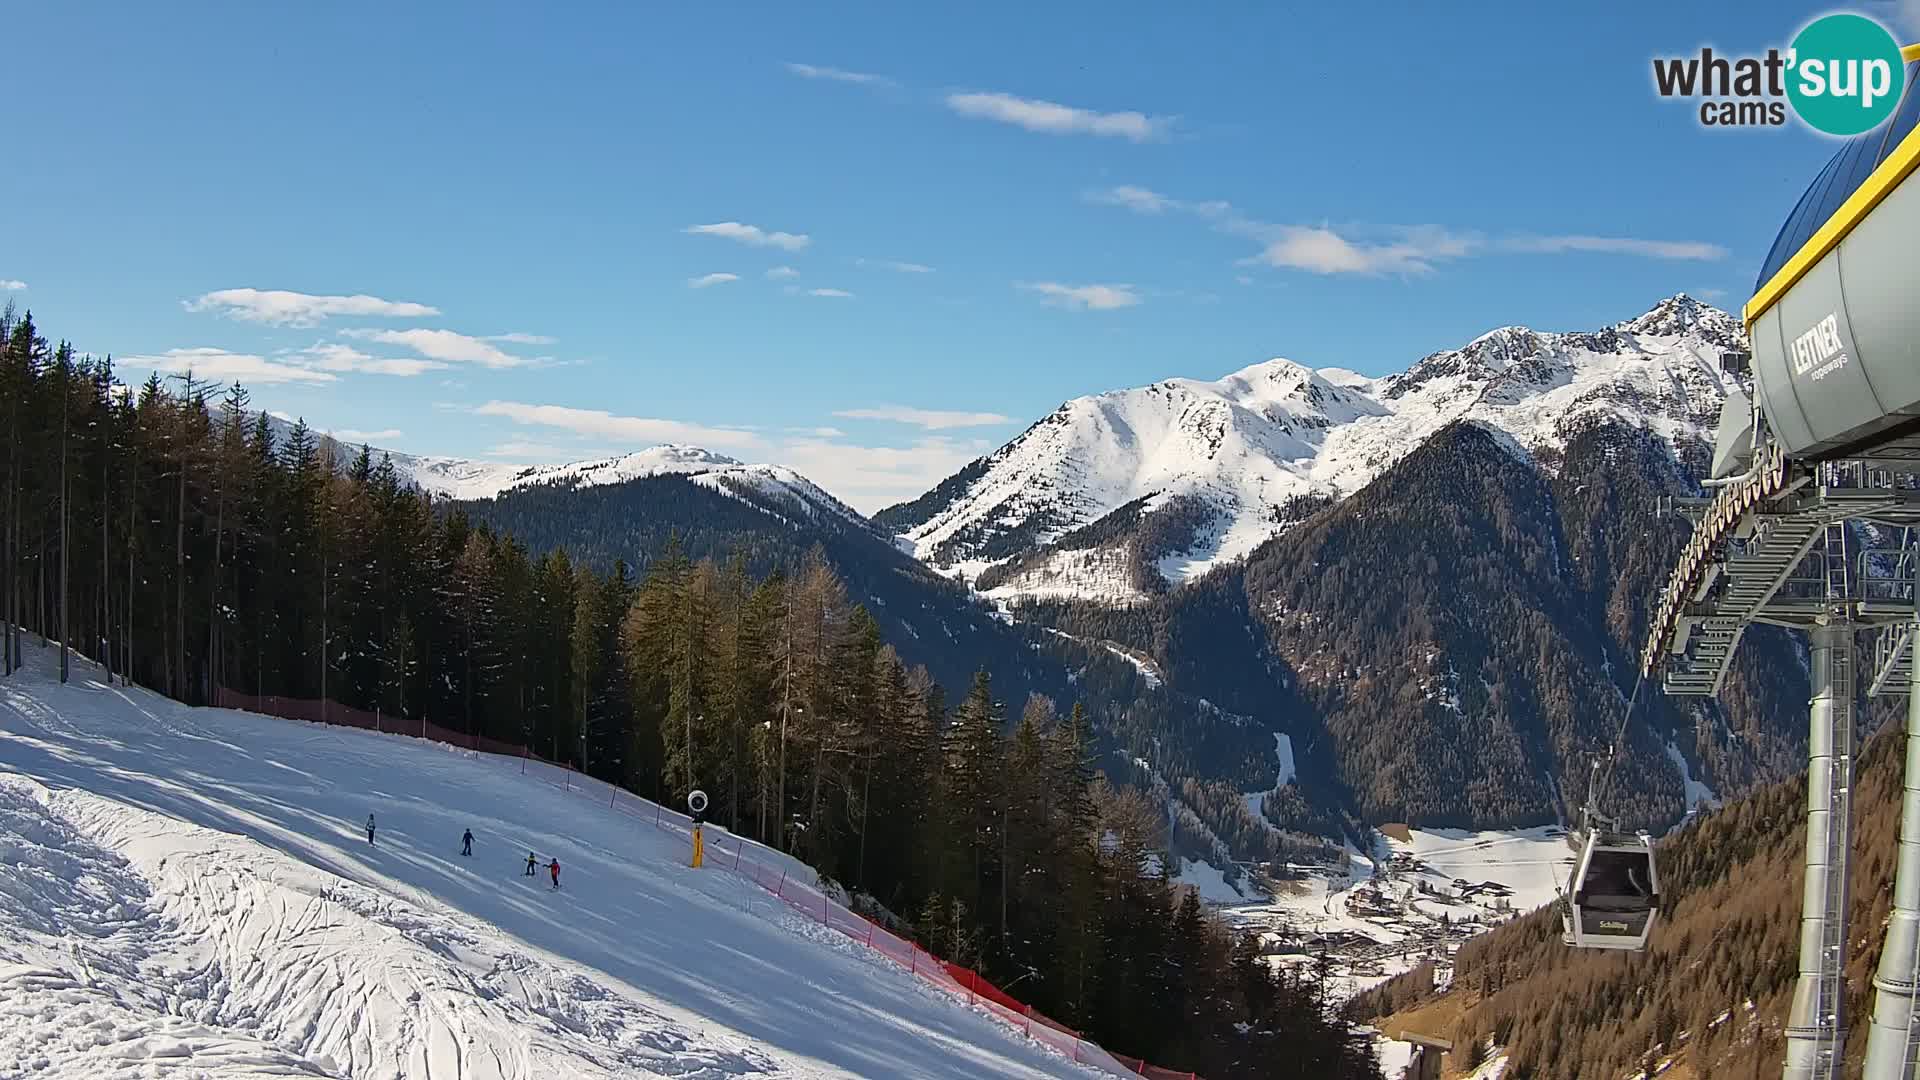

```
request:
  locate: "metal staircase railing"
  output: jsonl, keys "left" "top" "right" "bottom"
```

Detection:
{"left": 1871, "top": 528, "right": 1920, "bottom": 698}
{"left": 1662, "top": 515, "right": 1826, "bottom": 695}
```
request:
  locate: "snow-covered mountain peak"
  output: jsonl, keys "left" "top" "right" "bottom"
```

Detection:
{"left": 1618, "top": 292, "right": 1742, "bottom": 345}
{"left": 1209, "top": 357, "right": 1376, "bottom": 421}
{"left": 421, "top": 446, "right": 870, "bottom": 531}
{"left": 259, "top": 414, "right": 870, "bottom": 533}
{"left": 1314, "top": 366, "right": 1377, "bottom": 392}
{"left": 500, "top": 444, "right": 748, "bottom": 490}
{"left": 611, "top": 444, "right": 745, "bottom": 472}
{"left": 884, "top": 297, "right": 1742, "bottom": 604}
{"left": 1216, "top": 355, "right": 1317, "bottom": 391}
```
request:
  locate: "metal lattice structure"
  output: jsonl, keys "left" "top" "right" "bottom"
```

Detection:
{"left": 1638, "top": 40, "right": 1920, "bottom": 1078}
{"left": 1645, "top": 461, "right": 1920, "bottom": 1079}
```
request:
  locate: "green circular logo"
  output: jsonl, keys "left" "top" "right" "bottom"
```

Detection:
{"left": 1787, "top": 13, "right": 1906, "bottom": 136}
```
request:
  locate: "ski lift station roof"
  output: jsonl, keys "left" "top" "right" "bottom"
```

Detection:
{"left": 1745, "top": 45, "right": 1920, "bottom": 463}
{"left": 1753, "top": 55, "right": 1920, "bottom": 302}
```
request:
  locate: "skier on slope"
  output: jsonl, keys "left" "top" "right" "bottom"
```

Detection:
{"left": 549, "top": 857, "right": 561, "bottom": 889}
{"left": 525, "top": 851, "right": 538, "bottom": 876}
{"left": 461, "top": 829, "right": 473, "bottom": 857}
{"left": 366, "top": 813, "right": 376, "bottom": 845}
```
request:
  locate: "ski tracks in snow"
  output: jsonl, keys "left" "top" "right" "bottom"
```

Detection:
{"left": 1, "top": 660, "right": 1107, "bottom": 1080}
{"left": 0, "top": 772, "right": 778, "bottom": 1079}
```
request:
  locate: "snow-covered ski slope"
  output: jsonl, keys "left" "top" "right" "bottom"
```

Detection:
{"left": 0, "top": 649, "right": 1110, "bottom": 1080}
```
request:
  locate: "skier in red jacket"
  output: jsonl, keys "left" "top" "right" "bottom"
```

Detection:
{"left": 548, "top": 858, "right": 561, "bottom": 889}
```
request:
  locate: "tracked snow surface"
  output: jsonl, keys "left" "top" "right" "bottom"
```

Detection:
{"left": 0, "top": 650, "right": 1102, "bottom": 1080}
{"left": 890, "top": 295, "right": 1743, "bottom": 601}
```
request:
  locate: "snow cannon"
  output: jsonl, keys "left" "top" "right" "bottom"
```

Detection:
{"left": 687, "top": 789, "right": 708, "bottom": 868}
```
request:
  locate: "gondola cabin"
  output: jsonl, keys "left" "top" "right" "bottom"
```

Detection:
{"left": 1561, "top": 830, "right": 1661, "bottom": 951}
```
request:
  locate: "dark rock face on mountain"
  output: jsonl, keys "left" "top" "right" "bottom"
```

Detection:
{"left": 1013, "top": 416, "right": 1805, "bottom": 835}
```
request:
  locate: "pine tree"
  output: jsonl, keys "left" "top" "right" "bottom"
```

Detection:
{"left": 941, "top": 669, "right": 1004, "bottom": 917}
{"left": 383, "top": 613, "right": 416, "bottom": 721}
{"left": 52, "top": 341, "right": 73, "bottom": 682}
{"left": 452, "top": 531, "right": 500, "bottom": 735}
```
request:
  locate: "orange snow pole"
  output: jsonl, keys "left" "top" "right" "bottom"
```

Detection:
{"left": 691, "top": 824, "right": 705, "bottom": 868}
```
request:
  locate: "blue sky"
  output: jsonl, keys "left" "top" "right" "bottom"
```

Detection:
{"left": 5, "top": 2, "right": 1913, "bottom": 510}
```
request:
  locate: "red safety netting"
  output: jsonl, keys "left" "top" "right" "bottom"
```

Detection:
{"left": 214, "top": 688, "right": 1202, "bottom": 1080}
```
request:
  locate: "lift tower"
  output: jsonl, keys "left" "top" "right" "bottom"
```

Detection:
{"left": 1640, "top": 41, "right": 1920, "bottom": 1080}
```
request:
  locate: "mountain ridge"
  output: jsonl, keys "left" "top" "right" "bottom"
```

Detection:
{"left": 880, "top": 294, "right": 1745, "bottom": 605}
{"left": 259, "top": 417, "right": 876, "bottom": 536}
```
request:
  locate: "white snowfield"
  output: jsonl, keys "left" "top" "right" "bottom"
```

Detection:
{"left": 1387, "top": 827, "right": 1573, "bottom": 913}
{"left": 0, "top": 650, "right": 1107, "bottom": 1080}
{"left": 894, "top": 295, "right": 1740, "bottom": 602}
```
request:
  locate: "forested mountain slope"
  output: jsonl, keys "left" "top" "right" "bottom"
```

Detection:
{"left": 1020, "top": 419, "right": 1808, "bottom": 833}
{"left": 457, "top": 470, "right": 1358, "bottom": 866}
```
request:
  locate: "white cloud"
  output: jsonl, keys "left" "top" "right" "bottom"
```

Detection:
{"left": 1251, "top": 225, "right": 1480, "bottom": 276}
{"left": 785, "top": 425, "right": 848, "bottom": 437}
{"left": 1016, "top": 281, "right": 1142, "bottom": 311}
{"left": 120, "top": 347, "right": 339, "bottom": 385}
{"left": 1085, "top": 185, "right": 1231, "bottom": 218}
{"left": 342, "top": 328, "right": 527, "bottom": 369}
{"left": 1089, "top": 183, "right": 1725, "bottom": 278}
{"left": 689, "top": 272, "right": 741, "bottom": 289}
{"left": 331, "top": 428, "right": 403, "bottom": 442}
{"left": 766, "top": 266, "right": 800, "bottom": 280}
{"left": 807, "top": 287, "right": 855, "bottom": 298}
{"left": 473, "top": 400, "right": 766, "bottom": 450}
{"left": 774, "top": 436, "right": 992, "bottom": 514}
{"left": 483, "top": 440, "right": 623, "bottom": 461}
{"left": 945, "top": 92, "right": 1171, "bottom": 141}
{"left": 784, "top": 62, "right": 895, "bottom": 87}
{"left": 684, "top": 222, "right": 810, "bottom": 251}
{"left": 0, "top": 279, "right": 25, "bottom": 291}
{"left": 185, "top": 288, "right": 439, "bottom": 327}
{"left": 856, "top": 258, "right": 935, "bottom": 274}
{"left": 834, "top": 405, "right": 1014, "bottom": 430}
{"left": 1697, "top": 287, "right": 1730, "bottom": 301}
{"left": 487, "top": 332, "right": 556, "bottom": 345}
{"left": 1086, "top": 185, "right": 1174, "bottom": 213}
{"left": 1503, "top": 234, "right": 1729, "bottom": 260}
{"left": 487, "top": 441, "right": 561, "bottom": 459}
{"left": 288, "top": 342, "right": 447, "bottom": 377}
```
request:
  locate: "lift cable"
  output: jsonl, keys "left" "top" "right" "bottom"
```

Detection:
{"left": 1593, "top": 668, "right": 1650, "bottom": 828}
{"left": 1555, "top": 666, "right": 1649, "bottom": 902}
